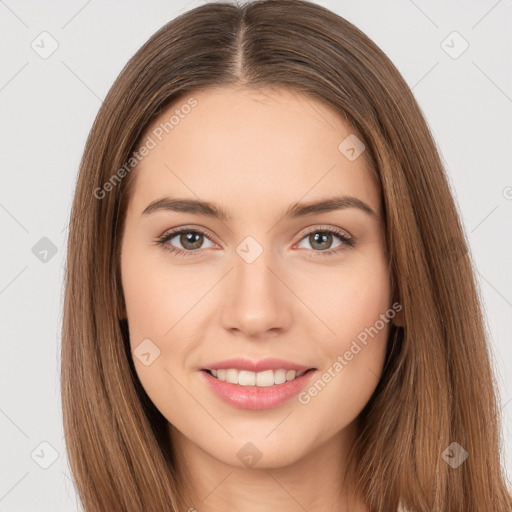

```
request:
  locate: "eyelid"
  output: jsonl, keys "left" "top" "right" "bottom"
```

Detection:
{"left": 294, "top": 223, "right": 352, "bottom": 242}
{"left": 159, "top": 224, "right": 221, "bottom": 246}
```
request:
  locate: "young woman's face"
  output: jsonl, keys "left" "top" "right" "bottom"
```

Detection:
{"left": 120, "top": 87, "right": 400, "bottom": 469}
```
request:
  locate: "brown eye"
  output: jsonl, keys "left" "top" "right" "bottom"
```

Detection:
{"left": 157, "top": 228, "right": 216, "bottom": 257}
{"left": 295, "top": 227, "right": 354, "bottom": 255}
{"left": 308, "top": 232, "right": 335, "bottom": 251}
{"left": 177, "top": 231, "right": 204, "bottom": 250}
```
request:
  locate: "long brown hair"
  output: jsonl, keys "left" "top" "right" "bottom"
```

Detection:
{"left": 61, "top": 1, "right": 512, "bottom": 510}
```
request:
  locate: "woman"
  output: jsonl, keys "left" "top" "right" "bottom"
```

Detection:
{"left": 61, "top": 1, "right": 512, "bottom": 510}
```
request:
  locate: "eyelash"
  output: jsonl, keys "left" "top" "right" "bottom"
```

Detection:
{"left": 155, "top": 225, "right": 355, "bottom": 258}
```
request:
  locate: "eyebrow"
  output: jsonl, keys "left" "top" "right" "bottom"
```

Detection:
{"left": 142, "top": 195, "right": 378, "bottom": 221}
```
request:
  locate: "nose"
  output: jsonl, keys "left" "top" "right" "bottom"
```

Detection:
{"left": 220, "top": 248, "right": 293, "bottom": 339}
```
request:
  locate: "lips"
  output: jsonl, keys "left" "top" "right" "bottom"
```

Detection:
{"left": 200, "top": 368, "right": 317, "bottom": 410}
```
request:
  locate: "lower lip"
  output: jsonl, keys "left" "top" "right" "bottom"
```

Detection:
{"left": 199, "top": 369, "right": 317, "bottom": 410}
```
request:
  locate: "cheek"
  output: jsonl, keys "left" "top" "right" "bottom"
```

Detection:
{"left": 294, "top": 255, "right": 392, "bottom": 408}
{"left": 121, "top": 241, "right": 199, "bottom": 343}
{"left": 121, "top": 265, "right": 168, "bottom": 343}
{"left": 120, "top": 245, "right": 201, "bottom": 424}
{"left": 332, "top": 285, "right": 391, "bottom": 356}
{"left": 294, "top": 254, "right": 391, "bottom": 355}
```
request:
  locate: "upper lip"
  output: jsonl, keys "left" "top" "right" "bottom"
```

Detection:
{"left": 201, "top": 357, "right": 314, "bottom": 373}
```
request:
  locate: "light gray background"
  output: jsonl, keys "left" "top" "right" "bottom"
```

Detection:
{"left": 1, "top": 0, "right": 511, "bottom": 510}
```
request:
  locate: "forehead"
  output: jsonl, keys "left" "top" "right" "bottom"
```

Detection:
{"left": 128, "top": 87, "right": 381, "bottom": 218}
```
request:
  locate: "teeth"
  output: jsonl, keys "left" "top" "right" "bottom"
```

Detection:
{"left": 274, "top": 369, "right": 287, "bottom": 384}
{"left": 239, "top": 370, "right": 256, "bottom": 386}
{"left": 208, "top": 368, "right": 309, "bottom": 386}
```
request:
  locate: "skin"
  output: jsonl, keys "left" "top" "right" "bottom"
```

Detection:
{"left": 120, "top": 86, "right": 404, "bottom": 512}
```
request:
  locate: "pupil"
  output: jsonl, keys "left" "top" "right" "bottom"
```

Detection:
{"left": 312, "top": 232, "right": 331, "bottom": 250}
{"left": 182, "top": 232, "right": 202, "bottom": 249}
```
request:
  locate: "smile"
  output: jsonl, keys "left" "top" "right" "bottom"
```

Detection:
{"left": 204, "top": 368, "right": 309, "bottom": 387}
{"left": 200, "top": 362, "right": 317, "bottom": 410}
